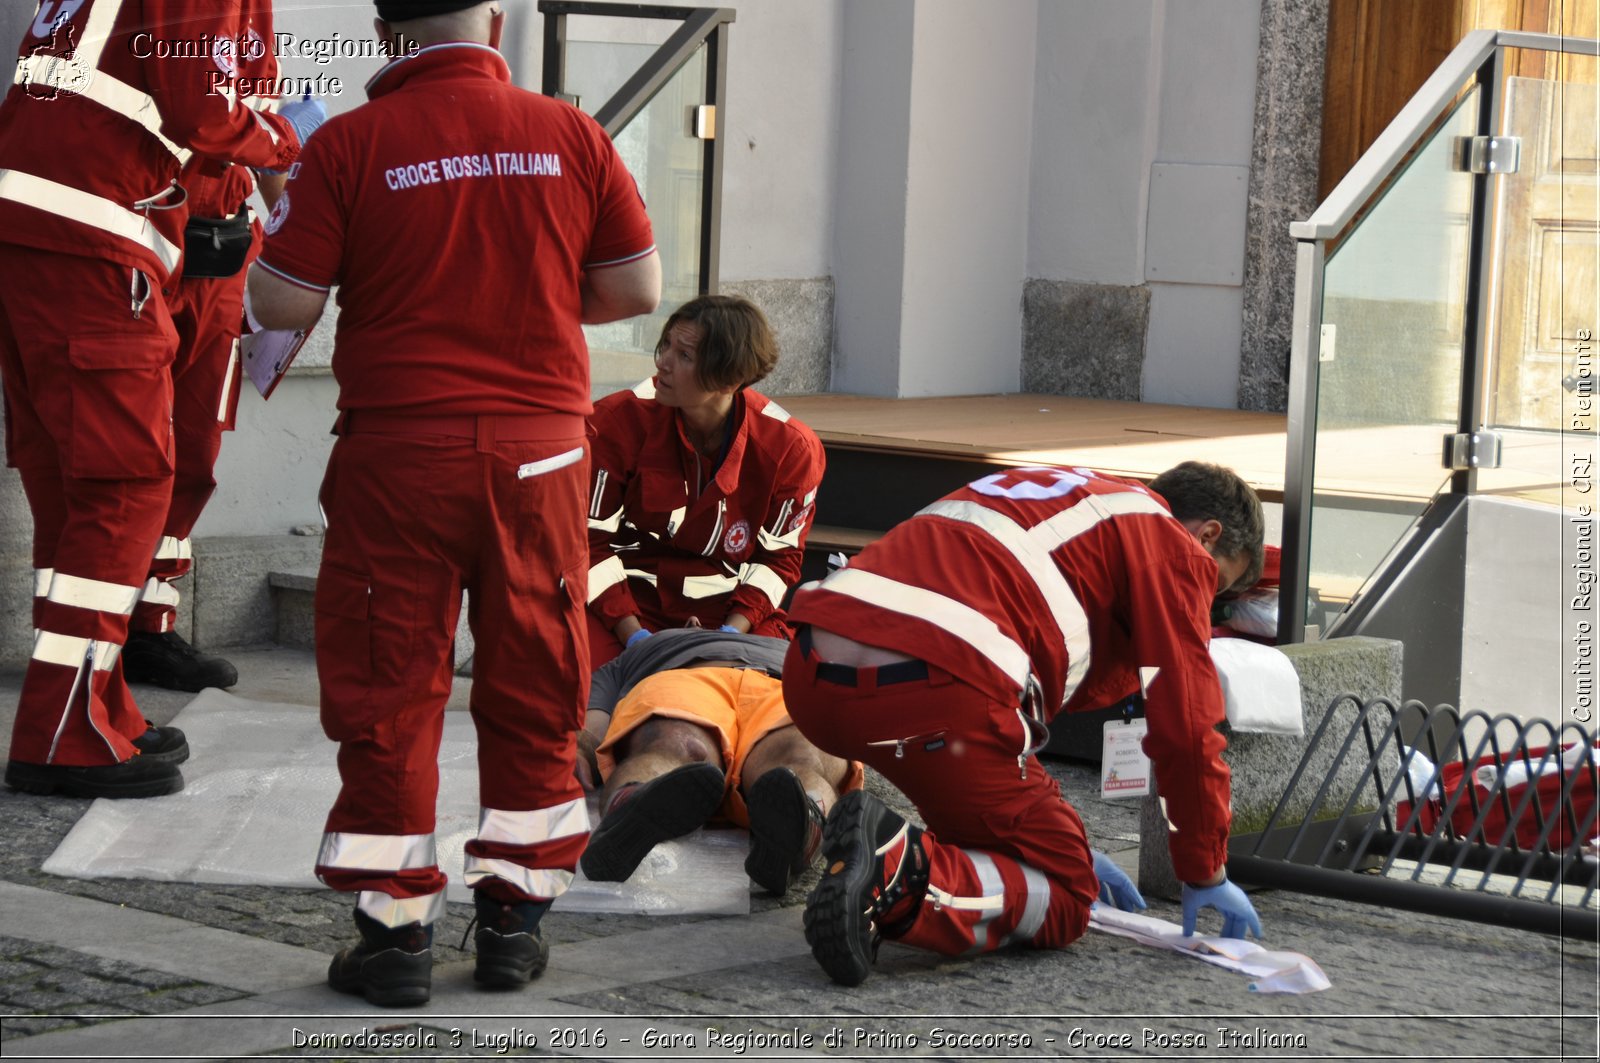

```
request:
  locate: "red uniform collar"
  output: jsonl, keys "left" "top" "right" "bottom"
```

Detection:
{"left": 365, "top": 42, "right": 511, "bottom": 100}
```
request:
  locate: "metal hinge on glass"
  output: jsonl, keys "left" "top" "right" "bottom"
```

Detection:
{"left": 1457, "top": 135, "right": 1521, "bottom": 175}
{"left": 1443, "top": 430, "right": 1504, "bottom": 470}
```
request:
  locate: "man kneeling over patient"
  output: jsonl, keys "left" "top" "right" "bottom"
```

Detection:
{"left": 576, "top": 629, "right": 862, "bottom": 894}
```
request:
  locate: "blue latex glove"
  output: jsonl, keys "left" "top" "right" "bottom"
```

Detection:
{"left": 1090, "top": 850, "right": 1146, "bottom": 912}
{"left": 1181, "top": 877, "right": 1263, "bottom": 939}
{"left": 279, "top": 94, "right": 327, "bottom": 148}
{"left": 624, "top": 628, "right": 652, "bottom": 649}
{"left": 718, "top": 624, "right": 741, "bottom": 634}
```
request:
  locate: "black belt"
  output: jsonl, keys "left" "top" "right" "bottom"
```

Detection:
{"left": 798, "top": 626, "right": 929, "bottom": 687}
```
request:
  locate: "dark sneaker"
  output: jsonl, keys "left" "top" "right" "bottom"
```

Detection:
{"left": 580, "top": 762, "right": 725, "bottom": 883}
{"left": 744, "top": 767, "right": 825, "bottom": 895}
{"left": 122, "top": 630, "right": 238, "bottom": 692}
{"left": 327, "top": 910, "right": 432, "bottom": 1008}
{"left": 803, "top": 789, "right": 928, "bottom": 987}
{"left": 5, "top": 756, "right": 183, "bottom": 799}
{"left": 471, "top": 893, "right": 551, "bottom": 988}
{"left": 131, "top": 725, "right": 189, "bottom": 765}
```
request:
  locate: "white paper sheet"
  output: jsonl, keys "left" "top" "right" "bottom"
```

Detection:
{"left": 1089, "top": 905, "right": 1331, "bottom": 994}
{"left": 42, "top": 690, "right": 750, "bottom": 916}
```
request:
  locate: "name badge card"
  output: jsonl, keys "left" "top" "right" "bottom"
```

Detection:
{"left": 1100, "top": 718, "right": 1151, "bottom": 799}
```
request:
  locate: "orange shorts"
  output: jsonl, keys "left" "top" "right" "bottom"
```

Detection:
{"left": 596, "top": 667, "right": 862, "bottom": 826}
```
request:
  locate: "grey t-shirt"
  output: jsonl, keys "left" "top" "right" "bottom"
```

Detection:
{"left": 588, "top": 628, "right": 791, "bottom": 714}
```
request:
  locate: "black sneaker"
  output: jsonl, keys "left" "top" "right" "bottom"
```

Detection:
{"left": 5, "top": 755, "right": 183, "bottom": 799}
{"left": 744, "top": 767, "right": 825, "bottom": 896}
{"left": 122, "top": 631, "right": 238, "bottom": 692}
{"left": 471, "top": 893, "right": 550, "bottom": 988}
{"left": 131, "top": 725, "right": 189, "bottom": 765}
{"left": 579, "top": 762, "right": 725, "bottom": 883}
{"left": 327, "top": 910, "right": 431, "bottom": 1008}
{"left": 803, "top": 789, "right": 928, "bottom": 987}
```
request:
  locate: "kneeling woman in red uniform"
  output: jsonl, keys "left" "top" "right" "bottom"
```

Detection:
{"left": 585, "top": 296, "right": 826, "bottom": 665}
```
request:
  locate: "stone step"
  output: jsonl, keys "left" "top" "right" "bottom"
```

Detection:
{"left": 268, "top": 565, "right": 475, "bottom": 670}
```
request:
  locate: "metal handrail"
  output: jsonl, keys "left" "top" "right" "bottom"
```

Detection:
{"left": 1293, "top": 29, "right": 1599, "bottom": 242}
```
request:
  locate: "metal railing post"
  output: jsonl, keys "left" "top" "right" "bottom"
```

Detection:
{"left": 1278, "top": 239, "right": 1325, "bottom": 644}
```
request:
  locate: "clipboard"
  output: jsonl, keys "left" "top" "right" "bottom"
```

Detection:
{"left": 240, "top": 325, "right": 311, "bottom": 400}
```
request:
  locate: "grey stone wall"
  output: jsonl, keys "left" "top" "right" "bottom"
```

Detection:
{"left": 721, "top": 277, "right": 834, "bottom": 396}
{"left": 1237, "top": 0, "right": 1330, "bottom": 412}
{"left": 1021, "top": 279, "right": 1150, "bottom": 400}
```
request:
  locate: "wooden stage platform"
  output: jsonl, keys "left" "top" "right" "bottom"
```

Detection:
{"left": 781, "top": 393, "right": 1570, "bottom": 510}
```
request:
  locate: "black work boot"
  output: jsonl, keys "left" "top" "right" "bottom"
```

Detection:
{"left": 471, "top": 892, "right": 551, "bottom": 988}
{"left": 580, "top": 762, "right": 725, "bottom": 883}
{"left": 327, "top": 910, "right": 432, "bottom": 1008}
{"left": 131, "top": 725, "right": 189, "bottom": 765}
{"left": 744, "top": 767, "right": 826, "bottom": 896}
{"left": 803, "top": 790, "right": 929, "bottom": 987}
{"left": 4, "top": 755, "right": 183, "bottom": 799}
{"left": 122, "top": 630, "right": 239, "bottom": 692}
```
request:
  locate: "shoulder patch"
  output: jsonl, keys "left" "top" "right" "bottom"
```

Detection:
{"left": 760, "top": 400, "right": 791, "bottom": 423}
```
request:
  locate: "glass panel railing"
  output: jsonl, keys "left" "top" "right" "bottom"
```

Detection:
{"left": 1479, "top": 65, "right": 1598, "bottom": 506}
{"left": 583, "top": 42, "right": 709, "bottom": 399}
{"left": 1306, "top": 87, "right": 1481, "bottom": 630}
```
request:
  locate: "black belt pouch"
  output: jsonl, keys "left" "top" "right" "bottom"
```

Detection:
{"left": 182, "top": 208, "right": 253, "bottom": 279}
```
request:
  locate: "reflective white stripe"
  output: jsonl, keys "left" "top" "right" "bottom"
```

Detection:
{"left": 217, "top": 340, "right": 238, "bottom": 422}
{"left": 45, "top": 573, "right": 140, "bottom": 615}
{"left": 738, "top": 561, "right": 789, "bottom": 610}
{"left": 760, "top": 400, "right": 791, "bottom": 424}
{"left": 682, "top": 572, "right": 738, "bottom": 600}
{"left": 623, "top": 567, "right": 659, "bottom": 586}
{"left": 588, "top": 507, "right": 624, "bottom": 535}
{"left": 589, "top": 468, "right": 609, "bottom": 519}
{"left": 587, "top": 556, "right": 627, "bottom": 603}
{"left": 517, "top": 446, "right": 584, "bottom": 481}
{"left": 75, "top": 0, "right": 121, "bottom": 71}
{"left": 0, "top": 170, "right": 181, "bottom": 274}
{"left": 32, "top": 631, "right": 120, "bottom": 671}
{"left": 476, "top": 798, "right": 589, "bottom": 845}
{"left": 921, "top": 499, "right": 1092, "bottom": 702}
{"left": 463, "top": 857, "right": 575, "bottom": 900}
{"left": 927, "top": 881, "right": 1004, "bottom": 913}
{"left": 138, "top": 577, "right": 181, "bottom": 608}
{"left": 1030, "top": 490, "right": 1172, "bottom": 548}
{"left": 815, "top": 569, "right": 1032, "bottom": 688}
{"left": 757, "top": 522, "right": 804, "bottom": 552}
{"left": 357, "top": 889, "right": 445, "bottom": 929}
{"left": 152, "top": 536, "right": 193, "bottom": 562}
{"left": 33, "top": 568, "right": 53, "bottom": 598}
{"left": 316, "top": 832, "right": 437, "bottom": 872}
{"left": 967, "top": 852, "right": 1007, "bottom": 952}
{"left": 702, "top": 499, "right": 726, "bottom": 557}
{"left": 13, "top": 56, "right": 190, "bottom": 164}
{"left": 631, "top": 378, "right": 657, "bottom": 399}
{"left": 1004, "top": 863, "right": 1052, "bottom": 946}
{"left": 665, "top": 503, "right": 687, "bottom": 537}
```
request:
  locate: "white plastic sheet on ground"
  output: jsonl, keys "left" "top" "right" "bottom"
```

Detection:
{"left": 1089, "top": 905, "right": 1331, "bottom": 994}
{"left": 41, "top": 690, "right": 750, "bottom": 916}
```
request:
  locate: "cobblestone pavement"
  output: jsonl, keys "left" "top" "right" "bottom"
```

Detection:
{"left": 0, "top": 650, "right": 1596, "bottom": 1062}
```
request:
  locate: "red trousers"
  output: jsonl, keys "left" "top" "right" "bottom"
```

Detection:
{"left": 782, "top": 636, "right": 1096, "bottom": 954}
{"left": 130, "top": 266, "right": 246, "bottom": 634}
{"left": 312, "top": 419, "right": 592, "bottom": 927}
{"left": 0, "top": 245, "right": 176, "bottom": 766}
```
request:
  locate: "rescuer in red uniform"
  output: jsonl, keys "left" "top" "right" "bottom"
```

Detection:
{"left": 0, "top": 0, "right": 315, "bottom": 800}
{"left": 782, "top": 462, "right": 1267, "bottom": 985}
{"left": 585, "top": 295, "right": 826, "bottom": 666}
{"left": 121, "top": 0, "right": 293, "bottom": 693}
{"left": 249, "top": 0, "right": 659, "bottom": 1008}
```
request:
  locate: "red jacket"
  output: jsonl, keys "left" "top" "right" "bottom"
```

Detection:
{"left": 0, "top": 0, "right": 300, "bottom": 280}
{"left": 258, "top": 44, "right": 654, "bottom": 418}
{"left": 788, "top": 465, "right": 1232, "bottom": 884}
{"left": 182, "top": 0, "right": 280, "bottom": 220}
{"left": 587, "top": 382, "right": 826, "bottom": 634}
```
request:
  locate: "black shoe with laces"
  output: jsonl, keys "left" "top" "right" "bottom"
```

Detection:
{"left": 122, "top": 630, "right": 238, "bottom": 692}
{"left": 744, "top": 767, "right": 826, "bottom": 896}
{"left": 470, "top": 892, "right": 551, "bottom": 988}
{"left": 4, "top": 755, "right": 183, "bottom": 799}
{"left": 580, "top": 761, "right": 725, "bottom": 883}
{"left": 131, "top": 725, "right": 189, "bottom": 765}
{"left": 327, "top": 909, "right": 432, "bottom": 1008}
{"left": 803, "top": 789, "right": 928, "bottom": 987}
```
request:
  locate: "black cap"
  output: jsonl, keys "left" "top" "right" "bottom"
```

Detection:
{"left": 375, "top": 0, "right": 485, "bottom": 22}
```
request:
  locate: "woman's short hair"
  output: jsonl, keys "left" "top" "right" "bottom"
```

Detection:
{"left": 1148, "top": 461, "right": 1266, "bottom": 591}
{"left": 656, "top": 294, "right": 779, "bottom": 392}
